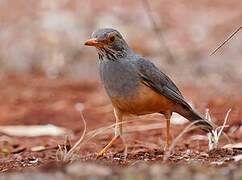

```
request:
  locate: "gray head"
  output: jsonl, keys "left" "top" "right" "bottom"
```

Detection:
{"left": 84, "top": 28, "right": 130, "bottom": 61}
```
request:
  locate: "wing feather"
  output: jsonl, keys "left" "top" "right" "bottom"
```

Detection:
{"left": 133, "top": 58, "right": 191, "bottom": 109}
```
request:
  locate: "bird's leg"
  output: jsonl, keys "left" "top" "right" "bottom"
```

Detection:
{"left": 164, "top": 113, "right": 172, "bottom": 150}
{"left": 98, "top": 108, "right": 125, "bottom": 156}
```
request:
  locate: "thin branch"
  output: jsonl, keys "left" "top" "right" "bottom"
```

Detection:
{"left": 142, "top": 0, "right": 175, "bottom": 63}
{"left": 210, "top": 26, "right": 242, "bottom": 56}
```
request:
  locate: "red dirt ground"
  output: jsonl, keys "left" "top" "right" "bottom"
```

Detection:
{"left": 0, "top": 73, "right": 241, "bottom": 172}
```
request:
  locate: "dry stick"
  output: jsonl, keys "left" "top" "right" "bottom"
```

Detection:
{"left": 64, "top": 112, "right": 87, "bottom": 161}
{"left": 142, "top": 0, "right": 175, "bottom": 63}
{"left": 210, "top": 26, "right": 242, "bottom": 56}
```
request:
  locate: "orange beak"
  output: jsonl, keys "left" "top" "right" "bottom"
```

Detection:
{"left": 84, "top": 38, "right": 103, "bottom": 47}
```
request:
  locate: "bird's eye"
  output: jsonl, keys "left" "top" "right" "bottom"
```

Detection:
{"left": 109, "top": 35, "right": 115, "bottom": 43}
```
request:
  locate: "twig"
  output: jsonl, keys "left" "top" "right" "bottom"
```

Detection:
{"left": 142, "top": 0, "right": 175, "bottom": 63}
{"left": 210, "top": 26, "right": 242, "bottom": 56}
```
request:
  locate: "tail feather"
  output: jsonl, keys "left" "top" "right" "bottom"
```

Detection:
{"left": 176, "top": 106, "right": 213, "bottom": 133}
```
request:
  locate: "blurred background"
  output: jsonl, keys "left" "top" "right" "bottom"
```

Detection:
{"left": 0, "top": 0, "right": 241, "bottom": 90}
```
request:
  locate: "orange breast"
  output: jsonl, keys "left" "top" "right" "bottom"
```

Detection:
{"left": 111, "top": 83, "right": 175, "bottom": 115}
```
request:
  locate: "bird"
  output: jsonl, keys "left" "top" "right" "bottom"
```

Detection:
{"left": 84, "top": 28, "right": 213, "bottom": 156}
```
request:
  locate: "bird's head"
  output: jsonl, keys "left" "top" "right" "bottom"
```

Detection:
{"left": 84, "top": 28, "right": 129, "bottom": 61}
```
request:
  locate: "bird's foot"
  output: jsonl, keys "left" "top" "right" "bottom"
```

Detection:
{"left": 97, "top": 135, "right": 121, "bottom": 157}
{"left": 97, "top": 135, "right": 128, "bottom": 158}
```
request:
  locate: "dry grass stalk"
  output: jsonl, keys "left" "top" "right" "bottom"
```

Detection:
{"left": 210, "top": 26, "right": 242, "bottom": 56}
{"left": 56, "top": 109, "right": 87, "bottom": 163}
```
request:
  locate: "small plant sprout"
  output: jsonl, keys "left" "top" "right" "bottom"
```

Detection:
{"left": 207, "top": 109, "right": 231, "bottom": 150}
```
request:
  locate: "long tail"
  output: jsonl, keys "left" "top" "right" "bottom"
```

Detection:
{"left": 176, "top": 105, "right": 213, "bottom": 133}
